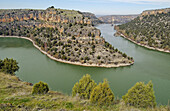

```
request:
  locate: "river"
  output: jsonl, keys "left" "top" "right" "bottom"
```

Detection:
{"left": 0, "top": 24, "right": 170, "bottom": 105}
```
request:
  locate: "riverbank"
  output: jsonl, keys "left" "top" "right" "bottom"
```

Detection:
{"left": 115, "top": 31, "right": 170, "bottom": 54}
{"left": 0, "top": 36, "right": 134, "bottom": 68}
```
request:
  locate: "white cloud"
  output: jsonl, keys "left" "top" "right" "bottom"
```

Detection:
{"left": 109, "top": 0, "right": 170, "bottom": 4}
{"left": 78, "top": 0, "right": 170, "bottom": 4}
{"left": 108, "top": 0, "right": 170, "bottom": 2}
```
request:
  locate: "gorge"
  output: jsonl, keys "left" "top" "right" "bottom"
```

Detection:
{"left": 0, "top": 24, "right": 170, "bottom": 105}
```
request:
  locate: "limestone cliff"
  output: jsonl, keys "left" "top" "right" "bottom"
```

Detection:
{"left": 0, "top": 8, "right": 102, "bottom": 26}
{"left": 141, "top": 8, "right": 170, "bottom": 16}
{"left": 0, "top": 8, "right": 101, "bottom": 38}
{"left": 0, "top": 9, "right": 89, "bottom": 24}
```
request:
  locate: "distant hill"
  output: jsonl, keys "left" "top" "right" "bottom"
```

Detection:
{"left": 115, "top": 8, "right": 170, "bottom": 52}
{"left": 82, "top": 12, "right": 103, "bottom": 25}
{"left": 98, "top": 15, "right": 138, "bottom": 24}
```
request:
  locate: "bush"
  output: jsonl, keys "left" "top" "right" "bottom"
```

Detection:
{"left": 65, "top": 102, "right": 74, "bottom": 108}
{"left": 97, "top": 55, "right": 101, "bottom": 59}
{"left": 122, "top": 53, "right": 127, "bottom": 58}
{"left": 90, "top": 79, "right": 114, "bottom": 106}
{"left": 72, "top": 36, "right": 76, "bottom": 40}
{"left": 0, "top": 58, "right": 19, "bottom": 75}
{"left": 32, "top": 81, "right": 49, "bottom": 94}
{"left": 115, "top": 48, "right": 118, "bottom": 52}
{"left": 122, "top": 81, "right": 156, "bottom": 108}
{"left": 72, "top": 74, "right": 97, "bottom": 99}
{"left": 69, "top": 23, "right": 72, "bottom": 27}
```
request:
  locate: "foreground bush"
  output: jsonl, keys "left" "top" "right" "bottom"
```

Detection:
{"left": 90, "top": 79, "right": 114, "bottom": 106}
{"left": 72, "top": 74, "right": 97, "bottom": 99}
{"left": 32, "top": 81, "right": 49, "bottom": 94}
{"left": 0, "top": 58, "right": 19, "bottom": 75}
{"left": 122, "top": 81, "right": 156, "bottom": 108}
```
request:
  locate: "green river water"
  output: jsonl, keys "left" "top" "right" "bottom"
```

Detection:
{"left": 0, "top": 24, "right": 170, "bottom": 105}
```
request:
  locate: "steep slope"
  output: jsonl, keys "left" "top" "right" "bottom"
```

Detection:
{"left": 99, "top": 15, "right": 138, "bottom": 24}
{"left": 115, "top": 8, "right": 170, "bottom": 53}
{"left": 0, "top": 7, "right": 134, "bottom": 67}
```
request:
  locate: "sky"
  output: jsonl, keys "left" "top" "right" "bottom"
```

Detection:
{"left": 0, "top": 0, "right": 169, "bottom": 15}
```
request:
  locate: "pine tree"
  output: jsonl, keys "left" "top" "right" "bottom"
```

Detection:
{"left": 122, "top": 81, "right": 156, "bottom": 108}
{"left": 72, "top": 74, "right": 97, "bottom": 99}
{"left": 90, "top": 79, "right": 114, "bottom": 106}
{"left": 32, "top": 81, "right": 49, "bottom": 94}
{"left": 0, "top": 58, "right": 19, "bottom": 75}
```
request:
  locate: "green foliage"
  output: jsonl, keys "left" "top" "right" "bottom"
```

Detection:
{"left": 32, "top": 81, "right": 49, "bottom": 94}
{"left": 122, "top": 53, "right": 127, "bottom": 58}
{"left": 72, "top": 74, "right": 97, "bottom": 99}
{"left": 0, "top": 58, "right": 19, "bottom": 75}
{"left": 90, "top": 79, "right": 114, "bottom": 106}
{"left": 122, "top": 81, "right": 156, "bottom": 108}
{"left": 97, "top": 55, "right": 101, "bottom": 59}
{"left": 105, "top": 42, "right": 110, "bottom": 48}
{"left": 69, "top": 23, "right": 72, "bottom": 27}
{"left": 72, "top": 36, "right": 76, "bottom": 40}
{"left": 65, "top": 102, "right": 74, "bottom": 108}
{"left": 48, "top": 6, "right": 54, "bottom": 9}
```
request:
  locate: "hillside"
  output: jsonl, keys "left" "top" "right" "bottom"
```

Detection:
{"left": 0, "top": 72, "right": 169, "bottom": 110}
{"left": 0, "top": 7, "right": 134, "bottom": 67}
{"left": 115, "top": 8, "right": 170, "bottom": 52}
{"left": 98, "top": 15, "right": 138, "bottom": 24}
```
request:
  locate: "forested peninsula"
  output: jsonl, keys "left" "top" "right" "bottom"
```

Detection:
{"left": 0, "top": 6, "right": 134, "bottom": 67}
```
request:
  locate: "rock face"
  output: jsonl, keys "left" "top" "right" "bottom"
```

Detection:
{"left": 0, "top": 7, "right": 134, "bottom": 67}
{"left": 0, "top": 8, "right": 101, "bottom": 38}
{"left": 115, "top": 8, "right": 170, "bottom": 52}
{"left": 0, "top": 9, "right": 101, "bottom": 26}
{"left": 0, "top": 9, "right": 90, "bottom": 25}
{"left": 98, "top": 15, "right": 138, "bottom": 24}
{"left": 141, "top": 8, "right": 170, "bottom": 16}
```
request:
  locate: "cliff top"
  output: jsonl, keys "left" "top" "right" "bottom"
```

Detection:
{"left": 141, "top": 8, "right": 170, "bottom": 16}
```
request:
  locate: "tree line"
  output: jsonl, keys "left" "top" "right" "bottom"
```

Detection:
{"left": 33, "top": 74, "right": 156, "bottom": 108}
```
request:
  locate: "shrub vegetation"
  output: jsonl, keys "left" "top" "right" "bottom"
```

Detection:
{"left": 32, "top": 81, "right": 49, "bottom": 94}
{"left": 0, "top": 58, "right": 19, "bottom": 75}
{"left": 72, "top": 74, "right": 97, "bottom": 99}
{"left": 90, "top": 79, "right": 114, "bottom": 106}
{"left": 122, "top": 81, "right": 156, "bottom": 108}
